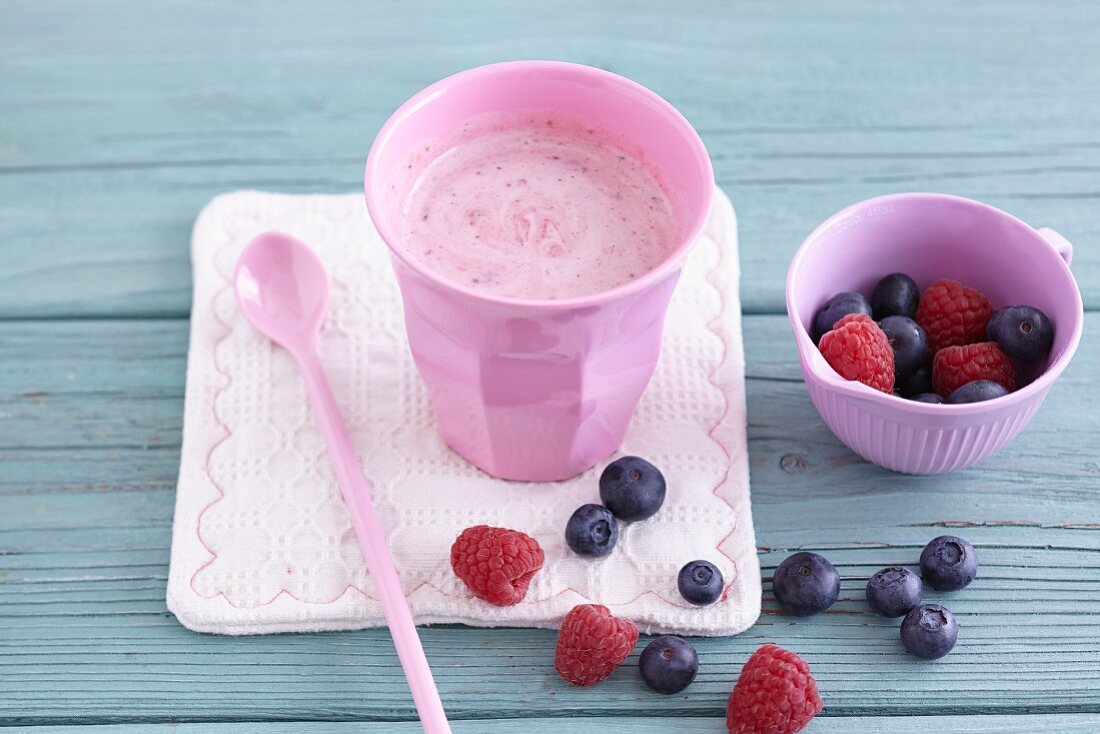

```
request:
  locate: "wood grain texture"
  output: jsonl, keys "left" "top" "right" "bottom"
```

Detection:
{"left": 1, "top": 316, "right": 1097, "bottom": 725}
{"left": 2, "top": 0, "right": 1100, "bottom": 318}
{"left": 16, "top": 715, "right": 1100, "bottom": 734}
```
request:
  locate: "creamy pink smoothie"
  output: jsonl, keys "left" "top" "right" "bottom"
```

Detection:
{"left": 394, "top": 112, "right": 679, "bottom": 299}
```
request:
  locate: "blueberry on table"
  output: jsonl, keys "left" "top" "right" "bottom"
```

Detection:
{"left": 896, "top": 364, "right": 933, "bottom": 397}
{"left": 920, "top": 535, "right": 978, "bottom": 591}
{"left": 879, "top": 315, "right": 930, "bottom": 381}
{"left": 565, "top": 504, "right": 619, "bottom": 558}
{"left": 946, "top": 380, "right": 1008, "bottom": 404}
{"left": 599, "top": 456, "right": 666, "bottom": 522}
{"left": 677, "top": 560, "right": 724, "bottom": 606}
{"left": 639, "top": 635, "right": 699, "bottom": 694}
{"left": 871, "top": 272, "right": 920, "bottom": 320}
{"left": 911, "top": 392, "right": 943, "bottom": 404}
{"left": 866, "top": 567, "right": 923, "bottom": 617}
{"left": 772, "top": 552, "right": 841, "bottom": 616}
{"left": 901, "top": 604, "right": 958, "bottom": 659}
{"left": 812, "top": 291, "right": 872, "bottom": 343}
{"left": 987, "top": 305, "right": 1054, "bottom": 361}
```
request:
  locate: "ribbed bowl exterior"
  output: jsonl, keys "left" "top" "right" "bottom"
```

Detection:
{"left": 802, "top": 373, "right": 1047, "bottom": 474}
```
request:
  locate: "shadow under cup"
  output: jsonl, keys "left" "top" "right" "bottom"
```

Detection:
{"left": 365, "top": 61, "right": 713, "bottom": 481}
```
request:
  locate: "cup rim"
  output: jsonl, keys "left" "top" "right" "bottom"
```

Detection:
{"left": 786, "top": 192, "right": 1085, "bottom": 414}
{"left": 364, "top": 60, "right": 714, "bottom": 310}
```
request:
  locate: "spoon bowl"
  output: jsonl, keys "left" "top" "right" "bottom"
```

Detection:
{"left": 235, "top": 232, "right": 330, "bottom": 352}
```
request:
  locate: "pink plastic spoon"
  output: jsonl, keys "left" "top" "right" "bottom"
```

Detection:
{"left": 234, "top": 232, "right": 451, "bottom": 734}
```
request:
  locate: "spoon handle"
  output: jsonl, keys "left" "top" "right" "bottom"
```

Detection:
{"left": 296, "top": 349, "right": 452, "bottom": 734}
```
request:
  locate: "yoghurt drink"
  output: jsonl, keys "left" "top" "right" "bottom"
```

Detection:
{"left": 394, "top": 112, "right": 678, "bottom": 300}
{"left": 365, "top": 61, "right": 714, "bottom": 480}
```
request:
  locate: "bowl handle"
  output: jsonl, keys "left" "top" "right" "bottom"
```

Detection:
{"left": 1037, "top": 227, "right": 1073, "bottom": 267}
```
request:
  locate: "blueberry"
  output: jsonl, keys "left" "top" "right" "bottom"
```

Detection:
{"left": 772, "top": 552, "right": 840, "bottom": 616}
{"left": 871, "top": 273, "right": 920, "bottom": 320}
{"left": 879, "top": 315, "right": 929, "bottom": 381}
{"left": 599, "top": 456, "right": 666, "bottom": 522}
{"left": 677, "top": 560, "right": 724, "bottom": 606}
{"left": 896, "top": 365, "right": 933, "bottom": 398}
{"left": 946, "top": 380, "right": 1008, "bottom": 404}
{"left": 565, "top": 504, "right": 618, "bottom": 558}
{"left": 866, "top": 567, "right": 923, "bottom": 617}
{"left": 901, "top": 604, "right": 958, "bottom": 659}
{"left": 987, "top": 305, "right": 1054, "bottom": 361}
{"left": 638, "top": 635, "right": 699, "bottom": 694}
{"left": 911, "top": 393, "right": 943, "bottom": 404}
{"left": 920, "top": 535, "right": 978, "bottom": 591}
{"left": 812, "top": 292, "right": 872, "bottom": 343}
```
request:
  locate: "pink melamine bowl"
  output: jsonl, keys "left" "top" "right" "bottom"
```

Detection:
{"left": 787, "top": 193, "right": 1084, "bottom": 474}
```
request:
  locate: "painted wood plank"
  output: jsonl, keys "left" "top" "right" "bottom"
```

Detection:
{"left": 1, "top": 316, "right": 1097, "bottom": 724}
{"left": 15, "top": 714, "right": 1100, "bottom": 733}
{"left": 2, "top": 0, "right": 1100, "bottom": 318}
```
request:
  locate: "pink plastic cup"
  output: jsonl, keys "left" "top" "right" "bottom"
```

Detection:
{"left": 365, "top": 61, "right": 713, "bottom": 481}
{"left": 787, "top": 193, "right": 1084, "bottom": 474}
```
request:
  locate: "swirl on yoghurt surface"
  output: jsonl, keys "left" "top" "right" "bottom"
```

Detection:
{"left": 395, "top": 113, "right": 679, "bottom": 299}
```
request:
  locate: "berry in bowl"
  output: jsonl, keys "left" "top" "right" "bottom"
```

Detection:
{"left": 787, "top": 193, "right": 1083, "bottom": 474}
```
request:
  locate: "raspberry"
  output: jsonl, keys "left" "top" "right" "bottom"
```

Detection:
{"left": 916, "top": 279, "right": 993, "bottom": 353}
{"left": 554, "top": 604, "right": 639, "bottom": 686}
{"left": 726, "top": 644, "right": 823, "bottom": 734}
{"left": 832, "top": 312, "right": 875, "bottom": 329}
{"left": 450, "top": 526, "right": 544, "bottom": 607}
{"left": 932, "top": 342, "right": 1015, "bottom": 397}
{"left": 818, "top": 318, "right": 895, "bottom": 393}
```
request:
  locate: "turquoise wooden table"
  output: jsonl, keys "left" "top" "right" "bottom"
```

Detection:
{"left": 2, "top": 1, "right": 1099, "bottom": 731}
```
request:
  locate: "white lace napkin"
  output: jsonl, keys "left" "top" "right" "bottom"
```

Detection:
{"left": 167, "top": 186, "right": 759, "bottom": 636}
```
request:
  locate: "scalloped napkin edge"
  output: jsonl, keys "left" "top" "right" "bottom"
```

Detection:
{"left": 167, "top": 186, "right": 760, "bottom": 636}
